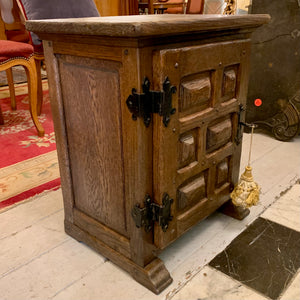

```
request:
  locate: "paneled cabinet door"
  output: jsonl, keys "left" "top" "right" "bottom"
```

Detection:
{"left": 152, "top": 40, "right": 251, "bottom": 249}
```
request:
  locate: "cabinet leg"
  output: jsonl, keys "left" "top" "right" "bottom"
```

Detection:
{"left": 218, "top": 199, "right": 250, "bottom": 220}
{"left": 64, "top": 220, "right": 172, "bottom": 294}
{"left": 132, "top": 258, "right": 173, "bottom": 294}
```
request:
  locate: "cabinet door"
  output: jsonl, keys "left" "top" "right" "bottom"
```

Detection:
{"left": 152, "top": 40, "right": 251, "bottom": 249}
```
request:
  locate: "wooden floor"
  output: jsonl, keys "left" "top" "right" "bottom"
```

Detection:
{"left": 0, "top": 132, "right": 299, "bottom": 300}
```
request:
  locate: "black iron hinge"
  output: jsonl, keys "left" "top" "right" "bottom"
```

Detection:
{"left": 126, "top": 77, "right": 176, "bottom": 127}
{"left": 131, "top": 193, "right": 173, "bottom": 232}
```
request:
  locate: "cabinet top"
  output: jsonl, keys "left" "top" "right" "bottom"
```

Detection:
{"left": 26, "top": 14, "right": 270, "bottom": 38}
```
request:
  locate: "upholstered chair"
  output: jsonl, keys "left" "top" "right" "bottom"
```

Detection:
{"left": 0, "top": 40, "right": 44, "bottom": 136}
{"left": 16, "top": 0, "right": 100, "bottom": 114}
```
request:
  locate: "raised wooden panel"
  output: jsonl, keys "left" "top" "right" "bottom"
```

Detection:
{"left": 152, "top": 39, "right": 252, "bottom": 250}
{"left": 180, "top": 72, "right": 212, "bottom": 114}
{"left": 216, "top": 158, "right": 229, "bottom": 187}
{"left": 222, "top": 65, "right": 239, "bottom": 102}
{"left": 177, "top": 173, "right": 206, "bottom": 210}
{"left": 58, "top": 55, "right": 128, "bottom": 237}
{"left": 178, "top": 130, "right": 197, "bottom": 169}
{"left": 206, "top": 118, "right": 232, "bottom": 153}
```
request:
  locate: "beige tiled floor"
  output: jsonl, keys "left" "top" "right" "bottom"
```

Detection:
{"left": 0, "top": 133, "right": 300, "bottom": 300}
{"left": 261, "top": 183, "right": 300, "bottom": 233}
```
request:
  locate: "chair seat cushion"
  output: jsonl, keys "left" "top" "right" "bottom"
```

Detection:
{"left": 0, "top": 40, "right": 34, "bottom": 62}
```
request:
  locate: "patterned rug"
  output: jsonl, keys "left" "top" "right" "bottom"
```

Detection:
{"left": 0, "top": 81, "right": 60, "bottom": 210}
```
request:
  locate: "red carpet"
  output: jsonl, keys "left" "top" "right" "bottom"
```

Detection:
{"left": 0, "top": 82, "right": 60, "bottom": 210}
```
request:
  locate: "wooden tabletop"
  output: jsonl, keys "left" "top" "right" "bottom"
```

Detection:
{"left": 26, "top": 14, "right": 270, "bottom": 38}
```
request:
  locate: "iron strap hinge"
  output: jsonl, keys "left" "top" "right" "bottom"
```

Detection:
{"left": 126, "top": 77, "right": 176, "bottom": 127}
{"left": 131, "top": 193, "right": 173, "bottom": 232}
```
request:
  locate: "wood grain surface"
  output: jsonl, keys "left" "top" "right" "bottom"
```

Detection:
{"left": 26, "top": 14, "right": 270, "bottom": 38}
{"left": 152, "top": 39, "right": 252, "bottom": 249}
{"left": 39, "top": 13, "right": 269, "bottom": 293}
{"left": 58, "top": 55, "right": 127, "bottom": 237}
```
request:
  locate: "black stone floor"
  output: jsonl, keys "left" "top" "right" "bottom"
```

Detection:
{"left": 209, "top": 217, "right": 300, "bottom": 300}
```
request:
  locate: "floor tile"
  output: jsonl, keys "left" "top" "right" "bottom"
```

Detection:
{"left": 0, "top": 239, "right": 104, "bottom": 300}
{"left": 171, "top": 266, "right": 268, "bottom": 300}
{"left": 280, "top": 270, "right": 300, "bottom": 300}
{"left": 209, "top": 217, "right": 300, "bottom": 300}
{"left": 261, "top": 183, "right": 300, "bottom": 232}
{"left": 239, "top": 132, "right": 282, "bottom": 174}
{"left": 0, "top": 210, "right": 67, "bottom": 277}
{"left": 248, "top": 136, "right": 300, "bottom": 195}
{"left": 0, "top": 189, "right": 63, "bottom": 240}
{"left": 52, "top": 261, "right": 149, "bottom": 300}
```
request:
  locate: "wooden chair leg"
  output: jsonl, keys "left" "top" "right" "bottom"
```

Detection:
{"left": 25, "top": 58, "right": 45, "bottom": 137}
{"left": 5, "top": 68, "right": 16, "bottom": 110}
{"left": 0, "top": 104, "right": 4, "bottom": 125}
{"left": 35, "top": 58, "right": 43, "bottom": 116}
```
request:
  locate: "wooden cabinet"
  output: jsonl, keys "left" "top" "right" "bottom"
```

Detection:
{"left": 27, "top": 14, "right": 269, "bottom": 294}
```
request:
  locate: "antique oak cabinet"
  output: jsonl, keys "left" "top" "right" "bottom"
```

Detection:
{"left": 27, "top": 14, "right": 269, "bottom": 293}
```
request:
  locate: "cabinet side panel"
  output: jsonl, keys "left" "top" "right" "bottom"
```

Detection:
{"left": 58, "top": 55, "right": 127, "bottom": 237}
{"left": 42, "top": 42, "right": 75, "bottom": 223}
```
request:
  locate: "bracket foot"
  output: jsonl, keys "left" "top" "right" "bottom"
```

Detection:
{"left": 218, "top": 200, "right": 250, "bottom": 220}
